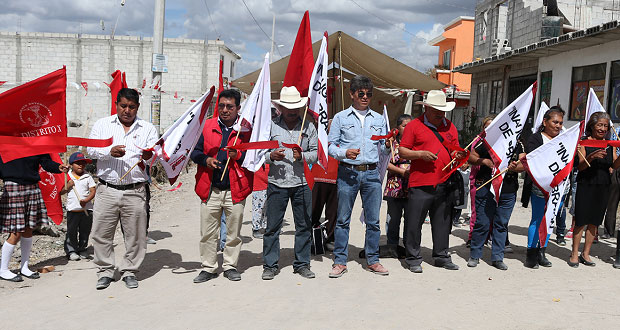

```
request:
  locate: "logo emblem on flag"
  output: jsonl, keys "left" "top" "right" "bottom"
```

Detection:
{"left": 19, "top": 102, "right": 52, "bottom": 128}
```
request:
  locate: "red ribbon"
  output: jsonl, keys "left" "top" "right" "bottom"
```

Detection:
{"left": 223, "top": 140, "right": 279, "bottom": 151}
{"left": 579, "top": 139, "right": 620, "bottom": 148}
{"left": 0, "top": 135, "right": 113, "bottom": 148}
{"left": 370, "top": 128, "right": 399, "bottom": 141}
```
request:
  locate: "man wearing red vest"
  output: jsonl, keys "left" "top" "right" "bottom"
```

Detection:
{"left": 190, "top": 89, "right": 253, "bottom": 283}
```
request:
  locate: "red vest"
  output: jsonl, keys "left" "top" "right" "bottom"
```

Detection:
{"left": 194, "top": 118, "right": 253, "bottom": 203}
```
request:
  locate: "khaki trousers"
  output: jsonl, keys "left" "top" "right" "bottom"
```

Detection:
{"left": 91, "top": 183, "right": 147, "bottom": 279}
{"left": 200, "top": 187, "right": 246, "bottom": 273}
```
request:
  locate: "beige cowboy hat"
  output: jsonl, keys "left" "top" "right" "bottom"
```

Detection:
{"left": 415, "top": 90, "right": 456, "bottom": 112}
{"left": 272, "top": 86, "right": 308, "bottom": 109}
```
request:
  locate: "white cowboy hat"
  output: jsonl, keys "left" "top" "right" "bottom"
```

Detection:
{"left": 415, "top": 90, "right": 456, "bottom": 112}
{"left": 272, "top": 86, "right": 308, "bottom": 109}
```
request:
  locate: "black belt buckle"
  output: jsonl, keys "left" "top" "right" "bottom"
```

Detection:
{"left": 342, "top": 163, "right": 377, "bottom": 172}
{"left": 99, "top": 179, "right": 144, "bottom": 191}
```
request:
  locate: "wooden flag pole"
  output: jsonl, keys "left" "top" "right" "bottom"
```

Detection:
{"left": 442, "top": 136, "right": 479, "bottom": 171}
{"left": 67, "top": 172, "right": 89, "bottom": 216}
{"left": 297, "top": 105, "right": 309, "bottom": 145}
{"left": 577, "top": 148, "right": 591, "bottom": 167}
{"left": 477, "top": 166, "right": 512, "bottom": 190}
{"left": 220, "top": 129, "right": 242, "bottom": 181}
{"left": 119, "top": 160, "right": 141, "bottom": 182}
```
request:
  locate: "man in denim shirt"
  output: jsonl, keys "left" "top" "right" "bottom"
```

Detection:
{"left": 328, "top": 75, "right": 391, "bottom": 278}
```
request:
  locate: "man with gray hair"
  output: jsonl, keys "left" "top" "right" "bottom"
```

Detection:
{"left": 327, "top": 75, "right": 391, "bottom": 278}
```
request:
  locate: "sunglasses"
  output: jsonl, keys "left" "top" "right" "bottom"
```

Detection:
{"left": 217, "top": 103, "right": 237, "bottom": 110}
{"left": 357, "top": 91, "right": 373, "bottom": 98}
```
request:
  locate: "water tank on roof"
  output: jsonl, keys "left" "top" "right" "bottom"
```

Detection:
{"left": 542, "top": 16, "right": 563, "bottom": 40}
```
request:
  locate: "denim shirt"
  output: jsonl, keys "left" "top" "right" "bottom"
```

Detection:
{"left": 328, "top": 106, "right": 388, "bottom": 165}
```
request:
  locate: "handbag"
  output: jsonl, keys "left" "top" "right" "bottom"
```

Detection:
{"left": 424, "top": 124, "right": 465, "bottom": 207}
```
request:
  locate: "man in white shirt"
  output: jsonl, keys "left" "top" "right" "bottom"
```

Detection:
{"left": 87, "top": 88, "right": 158, "bottom": 290}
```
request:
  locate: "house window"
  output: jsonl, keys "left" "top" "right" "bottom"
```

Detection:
{"left": 570, "top": 63, "right": 607, "bottom": 120}
{"left": 489, "top": 80, "right": 503, "bottom": 113}
{"left": 475, "top": 82, "right": 488, "bottom": 115}
{"left": 609, "top": 61, "right": 620, "bottom": 122}
{"left": 442, "top": 50, "right": 451, "bottom": 70}
{"left": 539, "top": 71, "right": 553, "bottom": 107}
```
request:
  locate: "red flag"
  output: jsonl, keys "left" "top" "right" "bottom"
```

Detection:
{"left": 81, "top": 82, "right": 88, "bottom": 96}
{"left": 0, "top": 67, "right": 67, "bottom": 162}
{"left": 174, "top": 91, "right": 179, "bottom": 99}
{"left": 109, "top": 70, "right": 128, "bottom": 115}
{"left": 214, "top": 59, "right": 224, "bottom": 118}
{"left": 282, "top": 11, "right": 314, "bottom": 97}
{"left": 38, "top": 153, "right": 66, "bottom": 225}
{"left": 142, "top": 78, "right": 146, "bottom": 89}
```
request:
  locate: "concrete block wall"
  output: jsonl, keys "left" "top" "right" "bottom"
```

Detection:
{"left": 0, "top": 32, "right": 240, "bottom": 137}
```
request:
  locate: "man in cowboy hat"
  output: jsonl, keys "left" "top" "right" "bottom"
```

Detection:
{"left": 261, "top": 86, "right": 318, "bottom": 280}
{"left": 398, "top": 89, "right": 467, "bottom": 273}
{"left": 327, "top": 75, "right": 392, "bottom": 278}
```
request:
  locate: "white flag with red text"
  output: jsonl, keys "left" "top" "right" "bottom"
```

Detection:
{"left": 483, "top": 82, "right": 536, "bottom": 202}
{"left": 522, "top": 123, "right": 580, "bottom": 246}
{"left": 152, "top": 86, "right": 215, "bottom": 184}
{"left": 307, "top": 32, "right": 329, "bottom": 171}
{"left": 532, "top": 101, "right": 549, "bottom": 134}
{"left": 234, "top": 53, "right": 272, "bottom": 172}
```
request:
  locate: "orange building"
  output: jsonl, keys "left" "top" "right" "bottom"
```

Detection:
{"left": 429, "top": 16, "right": 474, "bottom": 97}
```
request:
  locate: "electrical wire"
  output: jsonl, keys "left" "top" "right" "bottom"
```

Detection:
{"left": 202, "top": 0, "right": 221, "bottom": 39}
{"left": 240, "top": 0, "right": 282, "bottom": 57}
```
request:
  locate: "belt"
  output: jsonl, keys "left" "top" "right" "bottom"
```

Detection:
{"left": 339, "top": 163, "right": 377, "bottom": 171}
{"left": 99, "top": 179, "right": 145, "bottom": 191}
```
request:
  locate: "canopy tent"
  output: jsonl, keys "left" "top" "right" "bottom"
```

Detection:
{"left": 231, "top": 31, "right": 445, "bottom": 126}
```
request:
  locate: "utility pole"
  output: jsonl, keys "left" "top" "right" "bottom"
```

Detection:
{"left": 151, "top": 0, "right": 165, "bottom": 134}
{"left": 270, "top": 13, "right": 275, "bottom": 63}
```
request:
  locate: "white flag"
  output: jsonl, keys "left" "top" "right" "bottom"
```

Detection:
{"left": 532, "top": 101, "right": 549, "bottom": 134}
{"left": 153, "top": 86, "right": 216, "bottom": 184}
{"left": 307, "top": 33, "right": 329, "bottom": 171}
{"left": 584, "top": 88, "right": 614, "bottom": 138}
{"left": 483, "top": 82, "right": 536, "bottom": 202}
{"left": 522, "top": 123, "right": 580, "bottom": 246}
{"left": 234, "top": 53, "right": 272, "bottom": 172}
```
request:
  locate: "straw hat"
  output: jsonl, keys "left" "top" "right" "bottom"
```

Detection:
{"left": 272, "top": 86, "right": 308, "bottom": 109}
{"left": 415, "top": 90, "right": 456, "bottom": 112}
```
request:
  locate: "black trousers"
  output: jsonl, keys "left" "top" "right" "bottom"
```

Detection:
{"left": 604, "top": 169, "right": 620, "bottom": 236}
{"left": 405, "top": 184, "right": 452, "bottom": 266}
{"left": 311, "top": 182, "right": 338, "bottom": 242}
{"left": 64, "top": 210, "right": 93, "bottom": 255}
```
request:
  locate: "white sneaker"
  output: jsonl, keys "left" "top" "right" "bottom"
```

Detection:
{"left": 146, "top": 237, "right": 156, "bottom": 244}
{"left": 68, "top": 252, "right": 81, "bottom": 261}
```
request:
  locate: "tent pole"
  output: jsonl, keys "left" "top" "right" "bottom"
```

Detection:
{"left": 332, "top": 45, "right": 336, "bottom": 118}
{"left": 339, "top": 32, "right": 345, "bottom": 112}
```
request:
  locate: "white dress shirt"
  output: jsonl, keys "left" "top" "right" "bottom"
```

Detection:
{"left": 66, "top": 170, "right": 96, "bottom": 211}
{"left": 87, "top": 115, "right": 159, "bottom": 184}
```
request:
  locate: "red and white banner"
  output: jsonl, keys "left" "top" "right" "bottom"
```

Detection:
{"left": 152, "top": 86, "right": 216, "bottom": 185}
{"left": 483, "top": 82, "right": 536, "bottom": 202}
{"left": 282, "top": 10, "right": 314, "bottom": 97}
{"left": 38, "top": 153, "right": 66, "bottom": 225}
{"left": 522, "top": 123, "right": 580, "bottom": 246}
{"left": 307, "top": 32, "right": 329, "bottom": 171}
{"left": 234, "top": 53, "right": 272, "bottom": 172}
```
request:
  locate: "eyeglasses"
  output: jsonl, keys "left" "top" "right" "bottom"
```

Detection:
{"left": 218, "top": 103, "right": 237, "bottom": 110}
{"left": 357, "top": 91, "right": 373, "bottom": 98}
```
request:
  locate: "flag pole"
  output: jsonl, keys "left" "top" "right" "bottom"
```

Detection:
{"left": 220, "top": 130, "right": 242, "bottom": 181}
{"left": 119, "top": 159, "right": 141, "bottom": 182}
{"left": 442, "top": 135, "right": 479, "bottom": 171}
{"left": 297, "top": 105, "right": 308, "bottom": 145}
{"left": 577, "top": 148, "right": 591, "bottom": 167}
{"left": 67, "top": 171, "right": 89, "bottom": 216}
{"left": 477, "top": 166, "right": 511, "bottom": 190}
{"left": 339, "top": 33, "right": 345, "bottom": 112}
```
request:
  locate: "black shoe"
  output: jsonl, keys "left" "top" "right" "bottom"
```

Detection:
{"left": 122, "top": 276, "right": 138, "bottom": 289}
{"left": 293, "top": 266, "right": 316, "bottom": 279}
{"left": 408, "top": 265, "right": 423, "bottom": 273}
{"left": 466, "top": 239, "right": 471, "bottom": 248}
{"left": 600, "top": 232, "right": 611, "bottom": 239}
{"left": 436, "top": 261, "right": 459, "bottom": 270}
{"left": 193, "top": 270, "right": 218, "bottom": 283}
{"left": 579, "top": 254, "right": 596, "bottom": 266}
{"left": 96, "top": 276, "right": 113, "bottom": 290}
{"left": 324, "top": 242, "right": 335, "bottom": 252}
{"left": 261, "top": 268, "right": 278, "bottom": 280}
{"left": 538, "top": 247, "right": 552, "bottom": 267}
{"left": 0, "top": 274, "right": 23, "bottom": 282}
{"left": 491, "top": 260, "right": 508, "bottom": 270}
{"left": 556, "top": 236, "right": 566, "bottom": 246}
{"left": 223, "top": 269, "right": 241, "bottom": 281}
{"left": 252, "top": 230, "right": 264, "bottom": 239}
{"left": 567, "top": 259, "right": 579, "bottom": 268}
{"left": 452, "top": 220, "right": 461, "bottom": 228}
{"left": 504, "top": 244, "right": 514, "bottom": 254}
{"left": 20, "top": 271, "right": 40, "bottom": 279}
{"left": 467, "top": 258, "right": 479, "bottom": 268}
{"left": 358, "top": 249, "right": 365, "bottom": 258}
{"left": 524, "top": 248, "right": 539, "bottom": 269}
{"left": 615, "top": 233, "right": 620, "bottom": 269}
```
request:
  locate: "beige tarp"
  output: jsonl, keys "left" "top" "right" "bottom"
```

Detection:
{"left": 231, "top": 31, "right": 444, "bottom": 126}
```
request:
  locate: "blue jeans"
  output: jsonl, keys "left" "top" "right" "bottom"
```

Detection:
{"left": 334, "top": 166, "right": 382, "bottom": 266}
{"left": 263, "top": 184, "right": 312, "bottom": 270}
{"left": 471, "top": 186, "right": 516, "bottom": 261}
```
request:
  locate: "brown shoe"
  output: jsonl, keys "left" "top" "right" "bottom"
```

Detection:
{"left": 367, "top": 263, "right": 389, "bottom": 276}
{"left": 329, "top": 264, "right": 347, "bottom": 278}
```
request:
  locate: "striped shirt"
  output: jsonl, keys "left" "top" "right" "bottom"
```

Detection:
{"left": 87, "top": 115, "right": 159, "bottom": 184}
